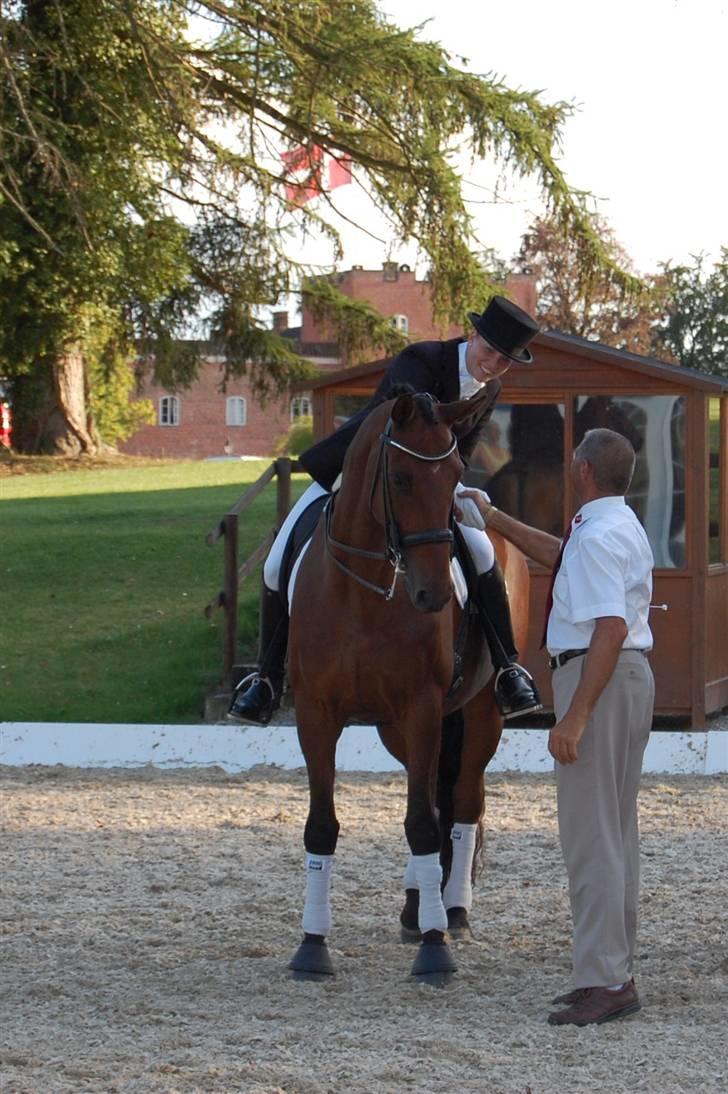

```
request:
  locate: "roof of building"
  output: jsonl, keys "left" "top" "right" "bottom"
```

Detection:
{"left": 293, "top": 329, "right": 728, "bottom": 394}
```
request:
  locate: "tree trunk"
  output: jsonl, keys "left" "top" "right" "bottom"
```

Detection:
{"left": 11, "top": 349, "right": 99, "bottom": 455}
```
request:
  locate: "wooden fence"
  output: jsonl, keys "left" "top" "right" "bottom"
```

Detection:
{"left": 204, "top": 457, "right": 301, "bottom": 687}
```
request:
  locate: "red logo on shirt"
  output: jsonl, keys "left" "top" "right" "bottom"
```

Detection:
{"left": 574, "top": 514, "right": 583, "bottom": 523}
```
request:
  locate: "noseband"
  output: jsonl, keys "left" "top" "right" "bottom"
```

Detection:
{"left": 325, "top": 416, "right": 457, "bottom": 599}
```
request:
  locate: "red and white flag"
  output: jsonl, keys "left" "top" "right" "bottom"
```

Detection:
{"left": 282, "top": 145, "right": 352, "bottom": 205}
{"left": 282, "top": 144, "right": 324, "bottom": 205}
{"left": 328, "top": 154, "right": 352, "bottom": 190}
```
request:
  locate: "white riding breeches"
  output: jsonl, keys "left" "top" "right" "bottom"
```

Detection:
{"left": 457, "top": 522, "right": 495, "bottom": 575}
{"left": 263, "top": 480, "right": 495, "bottom": 592}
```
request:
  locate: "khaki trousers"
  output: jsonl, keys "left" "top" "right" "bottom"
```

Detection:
{"left": 552, "top": 650, "right": 655, "bottom": 988}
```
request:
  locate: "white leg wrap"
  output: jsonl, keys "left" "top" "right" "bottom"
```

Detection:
{"left": 302, "top": 853, "right": 334, "bottom": 936}
{"left": 403, "top": 852, "right": 418, "bottom": 889}
{"left": 412, "top": 853, "right": 448, "bottom": 933}
{"left": 442, "top": 823, "right": 478, "bottom": 912}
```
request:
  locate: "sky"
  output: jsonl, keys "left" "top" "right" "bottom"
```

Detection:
{"left": 307, "top": 0, "right": 728, "bottom": 279}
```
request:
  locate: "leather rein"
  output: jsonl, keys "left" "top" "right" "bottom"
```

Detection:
{"left": 324, "top": 416, "right": 457, "bottom": 600}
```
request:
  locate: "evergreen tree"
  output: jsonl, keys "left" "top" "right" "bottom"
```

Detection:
{"left": 1, "top": 0, "right": 630, "bottom": 453}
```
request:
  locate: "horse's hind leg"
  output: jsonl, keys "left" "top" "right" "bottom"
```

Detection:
{"left": 288, "top": 706, "right": 343, "bottom": 981}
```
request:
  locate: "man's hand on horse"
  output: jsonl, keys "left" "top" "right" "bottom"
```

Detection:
{"left": 453, "top": 486, "right": 491, "bottom": 530}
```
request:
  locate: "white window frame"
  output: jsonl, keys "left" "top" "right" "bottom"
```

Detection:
{"left": 290, "top": 394, "right": 312, "bottom": 422}
{"left": 392, "top": 313, "right": 409, "bottom": 333}
{"left": 159, "top": 395, "right": 180, "bottom": 426}
{"left": 226, "top": 395, "right": 247, "bottom": 427}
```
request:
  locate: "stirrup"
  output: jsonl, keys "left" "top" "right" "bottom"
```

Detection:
{"left": 232, "top": 672, "right": 278, "bottom": 705}
{"left": 233, "top": 671, "right": 268, "bottom": 694}
{"left": 227, "top": 672, "right": 279, "bottom": 726}
{"left": 494, "top": 665, "right": 542, "bottom": 720}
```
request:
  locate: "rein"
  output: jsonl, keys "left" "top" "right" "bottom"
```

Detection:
{"left": 324, "top": 416, "right": 456, "bottom": 600}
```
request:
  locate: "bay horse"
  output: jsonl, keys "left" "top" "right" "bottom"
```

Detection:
{"left": 286, "top": 388, "right": 529, "bottom": 983}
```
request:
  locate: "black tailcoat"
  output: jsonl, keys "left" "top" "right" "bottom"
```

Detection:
{"left": 299, "top": 338, "right": 501, "bottom": 490}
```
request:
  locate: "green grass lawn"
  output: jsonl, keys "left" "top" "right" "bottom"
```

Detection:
{"left": 1, "top": 457, "right": 308, "bottom": 723}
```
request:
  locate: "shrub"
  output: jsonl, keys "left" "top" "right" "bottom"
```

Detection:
{"left": 274, "top": 415, "right": 314, "bottom": 456}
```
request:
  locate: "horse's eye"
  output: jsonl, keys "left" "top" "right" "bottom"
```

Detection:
{"left": 391, "top": 472, "right": 411, "bottom": 492}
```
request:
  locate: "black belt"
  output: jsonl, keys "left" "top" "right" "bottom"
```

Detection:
{"left": 548, "top": 648, "right": 647, "bottom": 670}
{"left": 548, "top": 649, "right": 588, "bottom": 670}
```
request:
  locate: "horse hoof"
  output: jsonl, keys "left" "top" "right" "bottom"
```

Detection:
{"left": 400, "top": 924, "right": 422, "bottom": 944}
{"left": 288, "top": 939, "right": 335, "bottom": 980}
{"left": 447, "top": 907, "right": 474, "bottom": 942}
{"left": 448, "top": 925, "right": 473, "bottom": 942}
{"left": 410, "top": 938, "right": 457, "bottom": 982}
{"left": 414, "top": 970, "right": 456, "bottom": 988}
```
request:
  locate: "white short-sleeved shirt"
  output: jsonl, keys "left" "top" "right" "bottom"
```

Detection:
{"left": 547, "top": 495, "right": 654, "bottom": 655}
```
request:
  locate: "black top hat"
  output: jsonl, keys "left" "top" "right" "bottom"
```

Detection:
{"left": 468, "top": 296, "right": 539, "bottom": 364}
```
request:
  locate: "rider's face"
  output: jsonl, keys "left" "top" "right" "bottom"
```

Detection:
{"left": 465, "top": 332, "right": 513, "bottom": 383}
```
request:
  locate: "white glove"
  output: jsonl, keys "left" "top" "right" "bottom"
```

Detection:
{"left": 454, "top": 484, "right": 491, "bottom": 531}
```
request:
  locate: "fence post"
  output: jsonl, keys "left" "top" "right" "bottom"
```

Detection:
{"left": 276, "top": 457, "right": 292, "bottom": 530}
{"left": 222, "top": 512, "right": 239, "bottom": 687}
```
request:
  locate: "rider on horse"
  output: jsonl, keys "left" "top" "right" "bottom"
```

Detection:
{"left": 228, "top": 295, "right": 543, "bottom": 726}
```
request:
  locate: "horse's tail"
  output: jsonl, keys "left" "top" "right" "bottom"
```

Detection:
{"left": 436, "top": 710, "right": 484, "bottom": 884}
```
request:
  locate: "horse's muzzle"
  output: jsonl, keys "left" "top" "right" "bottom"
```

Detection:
{"left": 411, "top": 582, "right": 454, "bottom": 613}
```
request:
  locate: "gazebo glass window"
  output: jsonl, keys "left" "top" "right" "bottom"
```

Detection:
{"left": 463, "top": 403, "right": 566, "bottom": 537}
{"left": 574, "top": 395, "right": 686, "bottom": 569}
{"left": 708, "top": 397, "right": 722, "bottom": 564}
{"left": 333, "top": 395, "right": 369, "bottom": 430}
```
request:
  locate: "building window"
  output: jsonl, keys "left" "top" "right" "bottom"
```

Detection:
{"left": 159, "top": 395, "right": 180, "bottom": 426}
{"left": 290, "top": 395, "right": 312, "bottom": 422}
{"left": 226, "top": 396, "right": 247, "bottom": 426}
{"left": 391, "top": 314, "right": 409, "bottom": 333}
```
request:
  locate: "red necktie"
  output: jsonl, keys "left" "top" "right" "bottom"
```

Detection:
{"left": 541, "top": 523, "right": 573, "bottom": 648}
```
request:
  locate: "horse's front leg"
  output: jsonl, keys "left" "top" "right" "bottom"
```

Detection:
{"left": 402, "top": 707, "right": 458, "bottom": 984}
{"left": 442, "top": 683, "right": 503, "bottom": 940}
{"left": 288, "top": 701, "right": 344, "bottom": 981}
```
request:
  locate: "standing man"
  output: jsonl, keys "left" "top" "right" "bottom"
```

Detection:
{"left": 461, "top": 427, "right": 655, "bottom": 1026}
{"left": 227, "top": 295, "right": 542, "bottom": 726}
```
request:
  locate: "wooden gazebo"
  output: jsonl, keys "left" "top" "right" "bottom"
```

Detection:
{"left": 297, "top": 331, "right": 728, "bottom": 726}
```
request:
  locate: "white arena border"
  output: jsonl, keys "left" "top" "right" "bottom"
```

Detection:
{"left": 1, "top": 722, "right": 726, "bottom": 775}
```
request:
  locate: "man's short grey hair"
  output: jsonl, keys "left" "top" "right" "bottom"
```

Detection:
{"left": 574, "top": 428, "right": 636, "bottom": 495}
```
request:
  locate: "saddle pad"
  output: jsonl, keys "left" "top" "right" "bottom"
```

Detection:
{"left": 280, "top": 492, "right": 329, "bottom": 610}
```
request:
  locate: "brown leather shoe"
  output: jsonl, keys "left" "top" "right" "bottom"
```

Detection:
{"left": 551, "top": 976, "right": 634, "bottom": 1007}
{"left": 551, "top": 987, "right": 586, "bottom": 1006}
{"left": 548, "top": 982, "right": 641, "bottom": 1026}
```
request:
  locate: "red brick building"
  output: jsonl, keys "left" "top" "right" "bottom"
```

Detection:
{"left": 121, "top": 266, "right": 535, "bottom": 459}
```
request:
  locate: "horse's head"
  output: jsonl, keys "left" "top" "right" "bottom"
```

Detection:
{"left": 362, "top": 388, "right": 466, "bottom": 612}
{"left": 332, "top": 385, "right": 494, "bottom": 612}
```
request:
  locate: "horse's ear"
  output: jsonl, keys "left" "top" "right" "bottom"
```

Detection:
{"left": 391, "top": 392, "right": 416, "bottom": 427}
{"left": 438, "top": 387, "right": 492, "bottom": 427}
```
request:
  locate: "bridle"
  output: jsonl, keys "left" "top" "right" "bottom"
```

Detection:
{"left": 324, "top": 415, "right": 457, "bottom": 600}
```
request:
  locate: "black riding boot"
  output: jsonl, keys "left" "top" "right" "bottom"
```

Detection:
{"left": 474, "top": 563, "right": 542, "bottom": 720}
{"left": 227, "top": 585, "right": 289, "bottom": 725}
